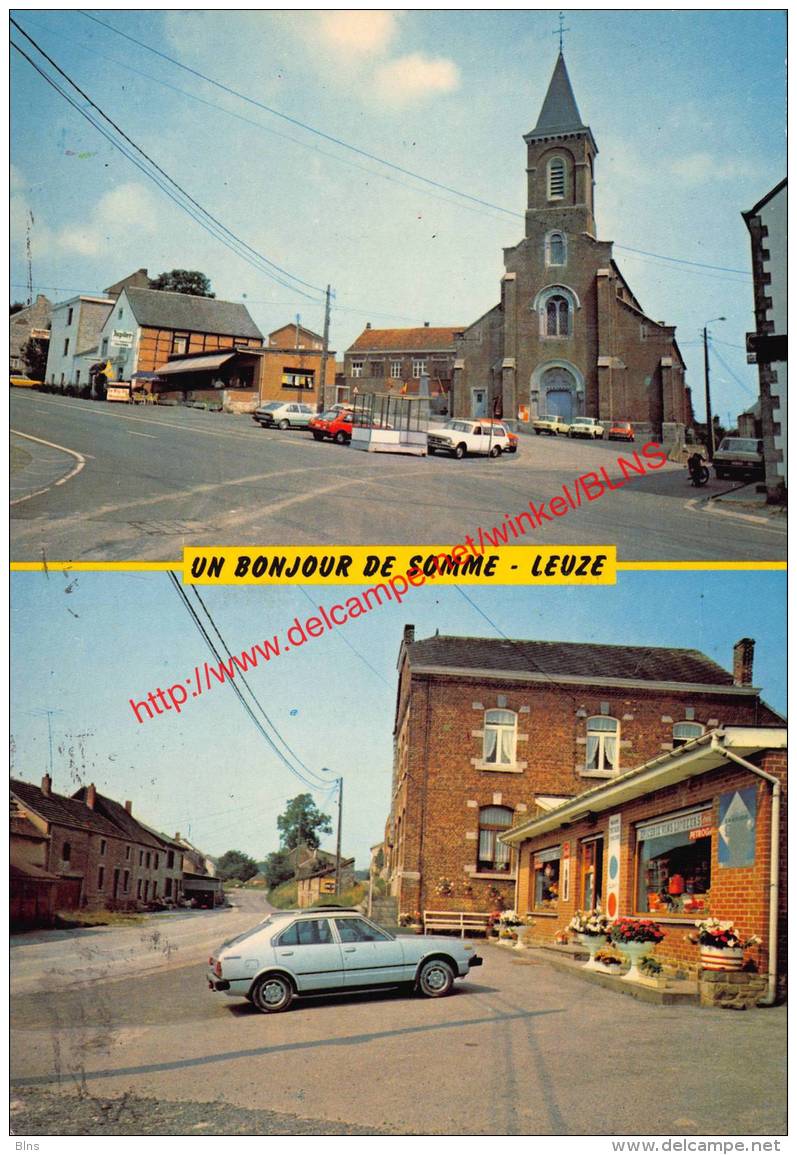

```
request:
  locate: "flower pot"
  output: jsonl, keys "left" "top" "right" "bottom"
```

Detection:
{"left": 576, "top": 932, "right": 608, "bottom": 969}
{"left": 618, "top": 940, "right": 650, "bottom": 982}
{"left": 700, "top": 945, "right": 744, "bottom": 971}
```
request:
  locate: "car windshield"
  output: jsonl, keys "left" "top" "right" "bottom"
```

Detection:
{"left": 319, "top": 410, "right": 341, "bottom": 420}
{"left": 573, "top": 417, "right": 594, "bottom": 425}
{"left": 539, "top": 415, "right": 557, "bottom": 422}
{"left": 615, "top": 422, "right": 632, "bottom": 429}
{"left": 261, "top": 402, "right": 282, "bottom": 411}
{"left": 443, "top": 421, "right": 471, "bottom": 432}
{"left": 718, "top": 438, "right": 760, "bottom": 453}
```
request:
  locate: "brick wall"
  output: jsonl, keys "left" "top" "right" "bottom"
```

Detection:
{"left": 386, "top": 666, "right": 774, "bottom": 923}
{"left": 515, "top": 751, "right": 786, "bottom": 983}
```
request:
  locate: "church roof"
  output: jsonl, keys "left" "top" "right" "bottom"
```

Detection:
{"left": 527, "top": 52, "right": 588, "bottom": 140}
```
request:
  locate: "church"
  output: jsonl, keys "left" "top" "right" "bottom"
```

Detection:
{"left": 452, "top": 52, "right": 692, "bottom": 442}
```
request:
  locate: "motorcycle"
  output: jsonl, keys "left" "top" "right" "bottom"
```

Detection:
{"left": 687, "top": 455, "right": 710, "bottom": 487}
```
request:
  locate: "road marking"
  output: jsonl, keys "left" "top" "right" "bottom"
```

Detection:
{"left": 128, "top": 431, "right": 157, "bottom": 438}
{"left": 685, "top": 497, "right": 787, "bottom": 533}
{"left": 10, "top": 429, "right": 86, "bottom": 506}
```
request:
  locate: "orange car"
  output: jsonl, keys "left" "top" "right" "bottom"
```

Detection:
{"left": 482, "top": 418, "right": 519, "bottom": 454}
{"left": 607, "top": 421, "right": 635, "bottom": 442}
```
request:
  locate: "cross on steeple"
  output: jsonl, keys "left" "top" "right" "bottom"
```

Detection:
{"left": 553, "top": 12, "right": 570, "bottom": 53}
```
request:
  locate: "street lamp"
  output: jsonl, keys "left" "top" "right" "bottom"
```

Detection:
{"left": 321, "top": 768, "right": 343, "bottom": 894}
{"left": 703, "top": 317, "right": 726, "bottom": 459}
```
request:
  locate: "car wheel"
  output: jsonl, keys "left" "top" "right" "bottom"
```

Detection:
{"left": 509, "top": 445, "right": 517, "bottom": 453}
{"left": 534, "top": 429, "right": 540, "bottom": 435}
{"left": 277, "top": 419, "right": 290, "bottom": 430}
{"left": 454, "top": 443, "right": 467, "bottom": 459}
{"left": 417, "top": 958, "right": 455, "bottom": 998}
{"left": 251, "top": 973, "right": 294, "bottom": 1014}
{"left": 334, "top": 431, "right": 349, "bottom": 445}
{"left": 715, "top": 469, "right": 727, "bottom": 480}
{"left": 489, "top": 445, "right": 501, "bottom": 457}
{"left": 427, "top": 447, "right": 436, "bottom": 455}
{"left": 312, "top": 432, "right": 324, "bottom": 441}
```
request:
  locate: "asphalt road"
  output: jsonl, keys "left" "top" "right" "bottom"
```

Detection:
{"left": 10, "top": 923, "right": 786, "bottom": 1136}
{"left": 11, "top": 391, "right": 786, "bottom": 562}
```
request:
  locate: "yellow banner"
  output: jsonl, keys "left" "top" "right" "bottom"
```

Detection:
{"left": 183, "top": 545, "right": 616, "bottom": 585}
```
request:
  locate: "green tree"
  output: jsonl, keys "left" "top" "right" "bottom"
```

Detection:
{"left": 21, "top": 336, "right": 48, "bottom": 381}
{"left": 277, "top": 793, "right": 332, "bottom": 851}
{"left": 216, "top": 849, "right": 258, "bottom": 882}
{"left": 149, "top": 269, "right": 215, "bottom": 297}
{"left": 262, "top": 849, "right": 294, "bottom": 889}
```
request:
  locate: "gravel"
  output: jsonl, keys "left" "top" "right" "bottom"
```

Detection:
{"left": 10, "top": 1088, "right": 391, "bottom": 1136}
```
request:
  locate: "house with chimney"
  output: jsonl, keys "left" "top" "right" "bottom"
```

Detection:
{"left": 342, "top": 323, "right": 463, "bottom": 411}
{"left": 385, "top": 627, "right": 784, "bottom": 966}
{"left": 10, "top": 775, "right": 194, "bottom": 913}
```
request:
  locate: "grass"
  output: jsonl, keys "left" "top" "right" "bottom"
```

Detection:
{"left": 54, "top": 909, "right": 146, "bottom": 929}
{"left": 266, "top": 879, "right": 368, "bottom": 910}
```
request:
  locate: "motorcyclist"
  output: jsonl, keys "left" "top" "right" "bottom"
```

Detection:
{"left": 687, "top": 450, "right": 709, "bottom": 483}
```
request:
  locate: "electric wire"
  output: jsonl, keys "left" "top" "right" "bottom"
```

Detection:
{"left": 166, "top": 572, "right": 328, "bottom": 791}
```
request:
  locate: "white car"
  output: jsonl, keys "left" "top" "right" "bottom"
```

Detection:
{"left": 253, "top": 401, "right": 315, "bottom": 429}
{"left": 532, "top": 413, "right": 570, "bottom": 436}
{"left": 567, "top": 416, "right": 605, "bottom": 440}
{"left": 207, "top": 907, "right": 483, "bottom": 1014}
{"left": 428, "top": 419, "right": 514, "bottom": 459}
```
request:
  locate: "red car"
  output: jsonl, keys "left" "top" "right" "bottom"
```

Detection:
{"left": 309, "top": 409, "right": 355, "bottom": 444}
{"left": 607, "top": 421, "right": 635, "bottom": 442}
{"left": 482, "top": 418, "right": 519, "bottom": 454}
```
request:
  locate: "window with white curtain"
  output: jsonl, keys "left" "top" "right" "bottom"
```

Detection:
{"left": 672, "top": 721, "right": 705, "bottom": 749}
{"left": 477, "top": 806, "right": 514, "bottom": 872}
{"left": 483, "top": 709, "right": 517, "bottom": 766}
{"left": 585, "top": 716, "right": 619, "bottom": 773}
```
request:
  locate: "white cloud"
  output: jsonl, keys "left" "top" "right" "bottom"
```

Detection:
{"left": 55, "top": 183, "right": 159, "bottom": 256}
{"left": 316, "top": 10, "right": 397, "bottom": 55}
{"left": 671, "top": 152, "right": 754, "bottom": 186}
{"left": 374, "top": 53, "right": 460, "bottom": 106}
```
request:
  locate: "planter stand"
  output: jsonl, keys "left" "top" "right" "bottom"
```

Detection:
{"left": 619, "top": 940, "right": 650, "bottom": 982}
{"left": 699, "top": 945, "right": 744, "bottom": 971}
{"left": 577, "top": 933, "right": 608, "bottom": 970}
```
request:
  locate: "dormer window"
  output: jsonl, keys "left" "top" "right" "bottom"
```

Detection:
{"left": 545, "top": 231, "right": 567, "bottom": 267}
{"left": 586, "top": 716, "right": 619, "bottom": 774}
{"left": 547, "top": 157, "right": 566, "bottom": 200}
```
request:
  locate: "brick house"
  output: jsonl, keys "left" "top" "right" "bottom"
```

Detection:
{"left": 452, "top": 51, "right": 691, "bottom": 441}
{"left": 251, "top": 323, "right": 337, "bottom": 409}
{"left": 502, "top": 726, "right": 787, "bottom": 996}
{"left": 385, "top": 627, "right": 782, "bottom": 925}
{"left": 9, "top": 293, "right": 52, "bottom": 375}
{"left": 343, "top": 323, "right": 462, "bottom": 411}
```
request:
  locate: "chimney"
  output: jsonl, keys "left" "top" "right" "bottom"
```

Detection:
{"left": 365, "top": 322, "right": 371, "bottom": 330}
{"left": 403, "top": 624, "right": 415, "bottom": 647}
{"left": 424, "top": 321, "right": 430, "bottom": 327}
{"left": 175, "top": 832, "right": 181, "bottom": 841}
{"left": 733, "top": 637, "right": 755, "bottom": 686}
{"left": 41, "top": 773, "right": 52, "bottom": 796}
{"left": 125, "top": 800, "right": 133, "bottom": 814}
{"left": 86, "top": 783, "right": 97, "bottom": 810}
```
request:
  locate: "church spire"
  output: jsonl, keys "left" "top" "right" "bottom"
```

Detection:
{"left": 528, "top": 52, "right": 587, "bottom": 140}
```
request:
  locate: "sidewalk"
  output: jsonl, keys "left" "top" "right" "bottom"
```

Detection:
{"left": 707, "top": 481, "right": 787, "bottom": 521}
{"left": 10, "top": 430, "right": 84, "bottom": 504}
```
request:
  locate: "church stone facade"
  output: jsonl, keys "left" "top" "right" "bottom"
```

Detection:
{"left": 452, "top": 53, "right": 692, "bottom": 442}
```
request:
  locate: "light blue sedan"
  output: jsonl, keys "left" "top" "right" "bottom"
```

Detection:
{"left": 208, "top": 908, "right": 483, "bottom": 1013}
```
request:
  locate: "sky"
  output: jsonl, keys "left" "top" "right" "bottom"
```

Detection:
{"left": 9, "top": 8, "right": 786, "bottom": 426}
{"left": 10, "top": 570, "right": 787, "bottom": 868}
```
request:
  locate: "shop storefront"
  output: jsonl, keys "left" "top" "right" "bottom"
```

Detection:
{"left": 502, "top": 727, "right": 786, "bottom": 997}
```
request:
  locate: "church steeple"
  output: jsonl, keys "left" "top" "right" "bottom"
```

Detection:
{"left": 529, "top": 52, "right": 587, "bottom": 139}
{"left": 523, "top": 52, "right": 597, "bottom": 238}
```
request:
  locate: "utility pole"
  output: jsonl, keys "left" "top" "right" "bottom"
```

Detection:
{"left": 335, "top": 777, "right": 343, "bottom": 895}
{"left": 702, "top": 317, "right": 725, "bottom": 460}
{"left": 317, "top": 285, "right": 332, "bottom": 412}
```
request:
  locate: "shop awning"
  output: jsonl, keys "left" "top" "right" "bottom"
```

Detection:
{"left": 154, "top": 353, "right": 236, "bottom": 377}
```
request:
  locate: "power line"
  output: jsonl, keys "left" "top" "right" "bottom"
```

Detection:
{"left": 709, "top": 345, "right": 756, "bottom": 399}
{"left": 11, "top": 30, "right": 324, "bottom": 303}
{"left": 189, "top": 585, "right": 322, "bottom": 779}
{"left": 166, "top": 572, "right": 328, "bottom": 791}
{"left": 295, "top": 586, "right": 392, "bottom": 688}
{"left": 77, "top": 10, "right": 754, "bottom": 281}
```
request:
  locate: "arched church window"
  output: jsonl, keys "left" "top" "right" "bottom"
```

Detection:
{"left": 547, "top": 157, "right": 566, "bottom": 200}
{"left": 545, "top": 295, "right": 570, "bottom": 337}
{"left": 546, "top": 231, "right": 567, "bottom": 267}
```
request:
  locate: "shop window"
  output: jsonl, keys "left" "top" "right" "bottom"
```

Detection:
{"left": 580, "top": 837, "right": 603, "bottom": 911}
{"left": 532, "top": 847, "right": 561, "bottom": 911}
{"left": 585, "top": 716, "right": 619, "bottom": 773}
{"left": 477, "top": 806, "right": 514, "bottom": 872}
{"left": 636, "top": 808, "right": 713, "bottom": 916}
{"left": 483, "top": 708, "right": 517, "bottom": 766}
{"left": 672, "top": 721, "right": 705, "bottom": 748}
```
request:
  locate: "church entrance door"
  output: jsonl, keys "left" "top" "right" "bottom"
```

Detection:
{"left": 540, "top": 366, "right": 577, "bottom": 421}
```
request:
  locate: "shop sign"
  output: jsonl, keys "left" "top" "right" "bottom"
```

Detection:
{"left": 718, "top": 787, "right": 757, "bottom": 868}
{"left": 533, "top": 846, "right": 561, "bottom": 868}
{"left": 561, "top": 841, "right": 571, "bottom": 902}
{"left": 637, "top": 810, "right": 712, "bottom": 842}
{"left": 688, "top": 826, "right": 713, "bottom": 841}
{"left": 111, "top": 329, "right": 134, "bottom": 348}
{"left": 606, "top": 813, "right": 621, "bottom": 918}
